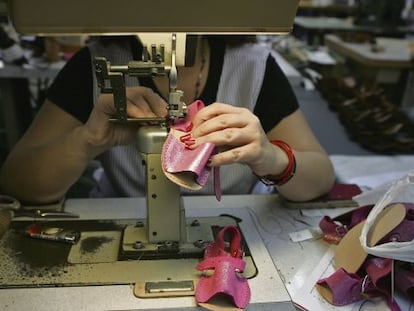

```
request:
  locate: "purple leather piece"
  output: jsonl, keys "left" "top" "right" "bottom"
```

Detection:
{"left": 162, "top": 133, "right": 214, "bottom": 186}
{"left": 319, "top": 204, "right": 374, "bottom": 244}
{"left": 195, "top": 226, "right": 250, "bottom": 309}
{"left": 364, "top": 257, "right": 392, "bottom": 286}
{"left": 195, "top": 256, "right": 250, "bottom": 309}
{"left": 317, "top": 268, "right": 364, "bottom": 306}
{"left": 363, "top": 257, "right": 402, "bottom": 311}
{"left": 317, "top": 262, "right": 402, "bottom": 311}
{"left": 318, "top": 203, "right": 414, "bottom": 310}
{"left": 320, "top": 203, "right": 414, "bottom": 245}
{"left": 380, "top": 203, "right": 414, "bottom": 244}
{"left": 395, "top": 264, "right": 414, "bottom": 297}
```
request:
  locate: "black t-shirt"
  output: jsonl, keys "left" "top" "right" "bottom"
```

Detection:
{"left": 47, "top": 37, "right": 299, "bottom": 133}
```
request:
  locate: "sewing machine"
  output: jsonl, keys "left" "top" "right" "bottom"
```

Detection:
{"left": 0, "top": 1, "right": 300, "bottom": 309}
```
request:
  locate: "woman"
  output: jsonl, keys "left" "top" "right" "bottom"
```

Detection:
{"left": 0, "top": 35, "right": 335, "bottom": 204}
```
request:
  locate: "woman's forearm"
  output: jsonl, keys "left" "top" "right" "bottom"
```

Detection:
{"left": 276, "top": 150, "right": 335, "bottom": 202}
{"left": 0, "top": 126, "right": 96, "bottom": 204}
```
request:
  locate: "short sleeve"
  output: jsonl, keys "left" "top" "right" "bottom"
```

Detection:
{"left": 254, "top": 55, "right": 299, "bottom": 133}
{"left": 46, "top": 47, "right": 94, "bottom": 123}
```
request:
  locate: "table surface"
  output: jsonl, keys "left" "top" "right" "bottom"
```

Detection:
{"left": 0, "top": 192, "right": 412, "bottom": 310}
{"left": 325, "top": 34, "right": 414, "bottom": 68}
{"left": 294, "top": 16, "right": 414, "bottom": 35}
{"left": 295, "top": 16, "right": 356, "bottom": 30}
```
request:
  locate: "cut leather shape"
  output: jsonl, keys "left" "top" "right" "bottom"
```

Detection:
{"left": 361, "top": 174, "right": 414, "bottom": 262}
{"left": 380, "top": 203, "right": 414, "bottom": 244}
{"left": 396, "top": 263, "right": 414, "bottom": 297}
{"left": 316, "top": 268, "right": 365, "bottom": 306}
{"left": 318, "top": 202, "right": 414, "bottom": 310}
{"left": 162, "top": 100, "right": 221, "bottom": 200}
{"left": 363, "top": 257, "right": 395, "bottom": 304}
{"left": 319, "top": 204, "right": 373, "bottom": 244}
{"left": 334, "top": 203, "right": 406, "bottom": 273}
{"left": 317, "top": 257, "right": 402, "bottom": 311}
{"left": 195, "top": 226, "right": 250, "bottom": 310}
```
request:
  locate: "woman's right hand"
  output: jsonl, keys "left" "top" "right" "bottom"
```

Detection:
{"left": 83, "top": 86, "right": 168, "bottom": 156}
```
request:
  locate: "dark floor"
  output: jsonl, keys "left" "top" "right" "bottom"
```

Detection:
{"left": 293, "top": 85, "right": 376, "bottom": 156}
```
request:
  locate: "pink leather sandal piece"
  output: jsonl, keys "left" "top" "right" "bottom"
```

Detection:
{"left": 317, "top": 203, "right": 414, "bottom": 310}
{"left": 195, "top": 226, "right": 250, "bottom": 310}
{"left": 163, "top": 129, "right": 215, "bottom": 189}
{"left": 162, "top": 100, "right": 221, "bottom": 200}
{"left": 316, "top": 268, "right": 366, "bottom": 306}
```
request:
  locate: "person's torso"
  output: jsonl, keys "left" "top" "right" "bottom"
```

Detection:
{"left": 88, "top": 37, "right": 270, "bottom": 197}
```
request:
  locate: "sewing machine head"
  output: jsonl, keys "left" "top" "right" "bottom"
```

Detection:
{"left": 4, "top": 0, "right": 299, "bottom": 123}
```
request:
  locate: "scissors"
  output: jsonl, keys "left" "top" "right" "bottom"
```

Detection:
{"left": 0, "top": 194, "right": 78, "bottom": 218}
{"left": 0, "top": 195, "right": 21, "bottom": 238}
{"left": 0, "top": 195, "right": 21, "bottom": 213}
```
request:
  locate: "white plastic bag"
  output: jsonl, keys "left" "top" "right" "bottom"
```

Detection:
{"left": 360, "top": 173, "right": 414, "bottom": 263}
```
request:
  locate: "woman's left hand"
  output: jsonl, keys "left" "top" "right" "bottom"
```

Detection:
{"left": 190, "top": 102, "right": 277, "bottom": 176}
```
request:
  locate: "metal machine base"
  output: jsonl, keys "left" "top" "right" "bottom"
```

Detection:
{"left": 0, "top": 199, "right": 295, "bottom": 310}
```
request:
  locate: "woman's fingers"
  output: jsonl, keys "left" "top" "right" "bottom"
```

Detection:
{"left": 209, "top": 143, "right": 262, "bottom": 167}
{"left": 90, "top": 87, "right": 167, "bottom": 148}
{"left": 194, "top": 126, "right": 260, "bottom": 148}
{"left": 192, "top": 104, "right": 255, "bottom": 137}
{"left": 188, "top": 102, "right": 271, "bottom": 168}
{"left": 192, "top": 113, "right": 247, "bottom": 138}
{"left": 126, "top": 87, "right": 167, "bottom": 118}
{"left": 191, "top": 104, "right": 263, "bottom": 146}
{"left": 192, "top": 103, "right": 247, "bottom": 127}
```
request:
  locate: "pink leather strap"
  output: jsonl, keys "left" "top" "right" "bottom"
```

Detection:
{"left": 204, "top": 225, "right": 243, "bottom": 258}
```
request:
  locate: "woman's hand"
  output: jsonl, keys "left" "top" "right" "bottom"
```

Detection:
{"left": 83, "top": 86, "right": 167, "bottom": 155}
{"left": 190, "top": 102, "right": 279, "bottom": 176}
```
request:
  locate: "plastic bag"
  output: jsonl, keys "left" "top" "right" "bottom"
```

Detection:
{"left": 360, "top": 173, "right": 414, "bottom": 262}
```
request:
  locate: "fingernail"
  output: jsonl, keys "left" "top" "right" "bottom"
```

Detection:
{"left": 185, "top": 122, "right": 193, "bottom": 132}
{"left": 180, "top": 133, "right": 192, "bottom": 142}
{"left": 184, "top": 139, "right": 196, "bottom": 147}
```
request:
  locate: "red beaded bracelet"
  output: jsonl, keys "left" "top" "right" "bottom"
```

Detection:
{"left": 257, "top": 140, "right": 296, "bottom": 186}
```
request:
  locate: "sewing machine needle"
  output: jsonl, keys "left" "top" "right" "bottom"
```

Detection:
{"left": 169, "top": 33, "right": 177, "bottom": 92}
